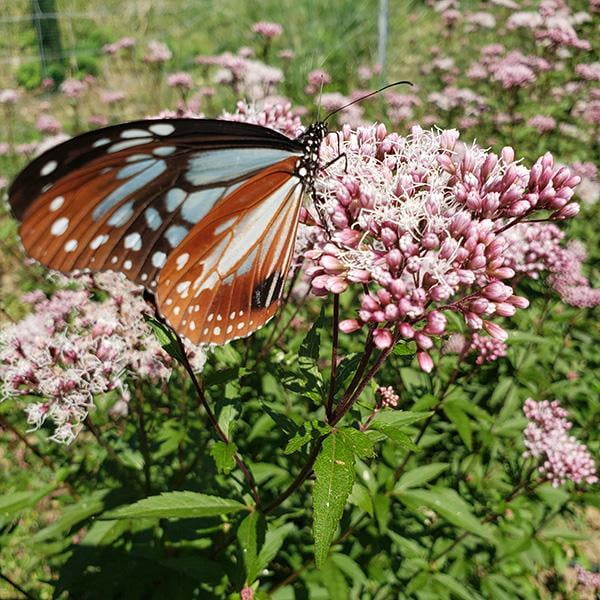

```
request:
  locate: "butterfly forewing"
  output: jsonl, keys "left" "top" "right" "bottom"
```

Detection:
{"left": 10, "top": 119, "right": 304, "bottom": 290}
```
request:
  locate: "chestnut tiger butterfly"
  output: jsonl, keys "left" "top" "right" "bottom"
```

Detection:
{"left": 8, "top": 83, "right": 410, "bottom": 346}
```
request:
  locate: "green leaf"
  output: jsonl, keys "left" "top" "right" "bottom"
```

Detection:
{"left": 443, "top": 402, "right": 473, "bottom": 450}
{"left": 371, "top": 410, "right": 432, "bottom": 429}
{"left": 81, "top": 520, "right": 130, "bottom": 546}
{"left": 237, "top": 511, "right": 266, "bottom": 584}
{"left": 105, "top": 491, "right": 247, "bottom": 520}
{"left": 348, "top": 483, "right": 373, "bottom": 516}
{"left": 210, "top": 441, "right": 237, "bottom": 474}
{"left": 284, "top": 420, "right": 331, "bottom": 454}
{"left": 338, "top": 428, "right": 375, "bottom": 459}
{"left": 261, "top": 402, "right": 299, "bottom": 435}
{"left": 395, "top": 463, "right": 449, "bottom": 490}
{"left": 0, "top": 483, "right": 57, "bottom": 517}
{"left": 387, "top": 530, "right": 426, "bottom": 558}
{"left": 393, "top": 340, "right": 417, "bottom": 356}
{"left": 256, "top": 522, "right": 296, "bottom": 575}
{"left": 313, "top": 432, "right": 356, "bottom": 568}
{"left": 144, "top": 315, "right": 186, "bottom": 363}
{"left": 33, "top": 490, "right": 109, "bottom": 542}
{"left": 334, "top": 353, "right": 362, "bottom": 394}
{"left": 331, "top": 553, "right": 368, "bottom": 586}
{"left": 397, "top": 487, "right": 492, "bottom": 540}
{"left": 299, "top": 306, "right": 325, "bottom": 360}
{"left": 434, "top": 573, "right": 485, "bottom": 600}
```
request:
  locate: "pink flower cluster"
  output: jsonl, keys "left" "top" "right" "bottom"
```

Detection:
{"left": 0, "top": 273, "right": 206, "bottom": 444}
{"left": 251, "top": 21, "right": 283, "bottom": 39}
{"left": 221, "top": 100, "right": 303, "bottom": 139}
{"left": 469, "top": 333, "right": 507, "bottom": 364}
{"left": 167, "top": 72, "right": 194, "bottom": 90}
{"left": 503, "top": 223, "right": 600, "bottom": 308}
{"left": 305, "top": 124, "right": 581, "bottom": 371}
{"left": 196, "top": 51, "right": 283, "bottom": 100}
{"left": 144, "top": 41, "right": 172, "bottom": 64}
{"left": 59, "top": 78, "right": 88, "bottom": 100}
{"left": 376, "top": 385, "right": 400, "bottom": 408}
{"left": 523, "top": 398, "right": 597, "bottom": 487}
{"left": 102, "top": 36, "right": 136, "bottom": 55}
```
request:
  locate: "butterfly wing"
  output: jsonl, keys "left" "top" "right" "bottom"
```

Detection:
{"left": 158, "top": 161, "right": 303, "bottom": 344}
{"left": 9, "top": 119, "right": 304, "bottom": 292}
{"left": 8, "top": 118, "right": 309, "bottom": 344}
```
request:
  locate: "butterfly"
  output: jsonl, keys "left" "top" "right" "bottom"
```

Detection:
{"left": 9, "top": 117, "right": 327, "bottom": 345}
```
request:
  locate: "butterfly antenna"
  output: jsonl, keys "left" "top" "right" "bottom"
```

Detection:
{"left": 323, "top": 80, "right": 413, "bottom": 122}
{"left": 316, "top": 75, "right": 325, "bottom": 122}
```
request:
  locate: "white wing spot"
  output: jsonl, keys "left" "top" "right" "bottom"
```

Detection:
{"left": 153, "top": 146, "right": 177, "bottom": 156}
{"left": 239, "top": 310, "right": 244, "bottom": 316}
{"left": 141, "top": 273, "right": 148, "bottom": 281}
{"left": 174, "top": 306, "right": 181, "bottom": 315}
{"left": 207, "top": 313, "right": 214, "bottom": 322}
{"left": 237, "top": 322, "right": 244, "bottom": 330}
{"left": 176, "top": 253, "right": 189, "bottom": 270}
{"left": 64, "top": 239, "right": 78, "bottom": 252}
{"left": 152, "top": 251, "right": 166, "bottom": 267}
{"left": 213, "top": 326, "right": 221, "bottom": 335}
{"left": 229, "top": 311, "right": 236, "bottom": 319}
{"left": 108, "top": 202, "right": 134, "bottom": 226}
{"left": 41, "top": 160, "right": 57, "bottom": 176}
{"left": 111, "top": 256, "right": 118, "bottom": 264}
{"left": 165, "top": 298, "right": 173, "bottom": 305}
{"left": 92, "top": 138, "right": 111, "bottom": 147}
{"left": 216, "top": 314, "right": 223, "bottom": 321}
{"left": 203, "top": 327, "right": 209, "bottom": 335}
{"left": 226, "top": 325, "right": 233, "bottom": 334}
{"left": 124, "top": 260, "right": 132, "bottom": 270}
{"left": 49, "top": 196, "right": 64, "bottom": 212}
{"left": 176, "top": 281, "right": 191, "bottom": 295}
{"left": 144, "top": 207, "right": 162, "bottom": 230}
{"left": 108, "top": 139, "right": 149, "bottom": 153}
{"left": 120, "top": 128, "right": 152, "bottom": 139}
{"left": 90, "top": 234, "right": 109, "bottom": 249}
{"left": 124, "top": 232, "right": 142, "bottom": 251}
{"left": 165, "top": 225, "right": 188, "bottom": 247}
{"left": 190, "top": 321, "right": 196, "bottom": 331}
{"left": 150, "top": 123, "right": 175, "bottom": 136}
{"left": 51, "top": 217, "right": 69, "bottom": 236}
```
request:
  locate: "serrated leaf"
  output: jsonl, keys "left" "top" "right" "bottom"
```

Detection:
{"left": 313, "top": 432, "right": 356, "bottom": 568}
{"left": 237, "top": 511, "right": 266, "bottom": 583}
{"left": 395, "top": 463, "right": 449, "bottom": 490}
{"left": 397, "top": 487, "right": 492, "bottom": 540}
{"left": 338, "top": 428, "right": 375, "bottom": 459}
{"left": 105, "top": 491, "right": 247, "bottom": 520}
{"left": 334, "top": 353, "right": 362, "bottom": 394}
{"left": 284, "top": 420, "right": 331, "bottom": 454}
{"left": 261, "top": 402, "right": 299, "bottom": 435}
{"left": 210, "top": 441, "right": 237, "bottom": 474}
{"left": 144, "top": 315, "right": 185, "bottom": 363}
{"left": 299, "top": 306, "right": 325, "bottom": 360}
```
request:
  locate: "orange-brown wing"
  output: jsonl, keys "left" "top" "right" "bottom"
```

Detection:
{"left": 9, "top": 119, "right": 304, "bottom": 290}
{"left": 157, "top": 162, "right": 303, "bottom": 345}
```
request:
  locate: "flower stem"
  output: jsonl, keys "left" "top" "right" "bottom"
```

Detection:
{"left": 325, "top": 294, "right": 340, "bottom": 420}
{"left": 133, "top": 385, "right": 153, "bottom": 495}
{"left": 0, "top": 571, "right": 35, "bottom": 600}
{"left": 173, "top": 334, "right": 261, "bottom": 506}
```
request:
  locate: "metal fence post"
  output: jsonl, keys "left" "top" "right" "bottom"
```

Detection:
{"left": 31, "top": 0, "right": 65, "bottom": 77}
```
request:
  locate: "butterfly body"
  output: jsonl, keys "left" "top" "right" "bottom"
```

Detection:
{"left": 9, "top": 118, "right": 326, "bottom": 344}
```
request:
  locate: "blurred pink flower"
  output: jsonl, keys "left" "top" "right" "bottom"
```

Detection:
{"left": 575, "top": 62, "right": 600, "bottom": 80}
{"left": 0, "top": 89, "right": 20, "bottom": 104}
{"left": 35, "top": 114, "right": 62, "bottom": 135}
{"left": 523, "top": 398, "right": 597, "bottom": 487}
{"left": 144, "top": 41, "right": 172, "bottom": 63}
{"left": 60, "top": 78, "right": 87, "bottom": 99}
{"left": 575, "top": 565, "right": 600, "bottom": 591}
{"left": 251, "top": 21, "right": 283, "bottom": 39}
{"left": 100, "top": 90, "right": 126, "bottom": 105}
{"left": 527, "top": 115, "right": 557, "bottom": 132}
{"left": 305, "top": 69, "right": 332, "bottom": 95}
{"left": 167, "top": 72, "right": 194, "bottom": 90}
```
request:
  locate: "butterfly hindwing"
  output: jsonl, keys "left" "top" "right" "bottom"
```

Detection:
{"left": 157, "top": 159, "right": 303, "bottom": 344}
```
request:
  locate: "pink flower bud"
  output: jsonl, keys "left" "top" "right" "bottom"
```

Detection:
{"left": 321, "top": 255, "right": 345, "bottom": 272}
{"left": 399, "top": 322, "right": 415, "bottom": 339}
{"left": 553, "top": 203, "right": 580, "bottom": 219}
{"left": 361, "top": 294, "right": 380, "bottom": 311}
{"left": 373, "top": 328, "right": 393, "bottom": 349}
{"left": 509, "top": 295, "right": 529, "bottom": 309}
{"left": 415, "top": 332, "right": 433, "bottom": 350}
{"left": 495, "top": 302, "right": 517, "bottom": 317}
{"left": 339, "top": 319, "right": 361, "bottom": 333}
{"left": 417, "top": 351, "right": 434, "bottom": 373}
{"left": 465, "top": 312, "right": 483, "bottom": 330}
{"left": 483, "top": 320, "right": 508, "bottom": 341}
